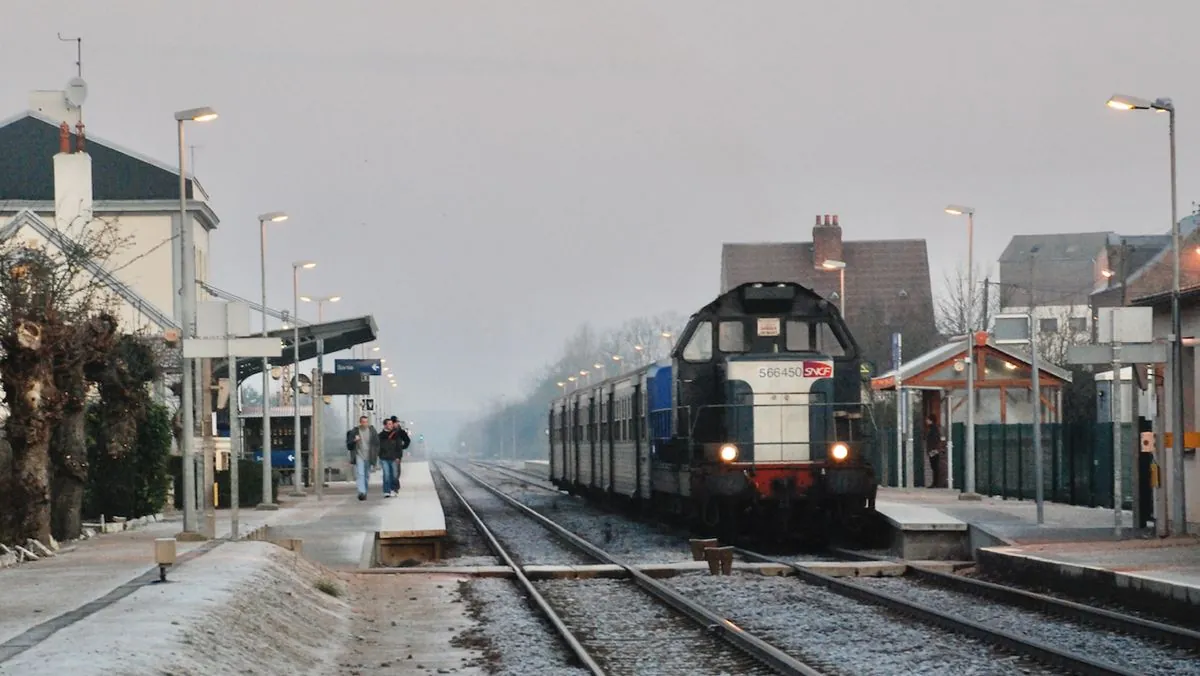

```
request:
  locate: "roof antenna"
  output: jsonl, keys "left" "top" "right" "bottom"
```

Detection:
{"left": 57, "top": 33, "right": 82, "bottom": 77}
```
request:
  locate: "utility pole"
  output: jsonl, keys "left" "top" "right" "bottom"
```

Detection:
{"left": 1111, "top": 308, "right": 1124, "bottom": 537}
{"left": 1030, "top": 248, "right": 1045, "bottom": 525}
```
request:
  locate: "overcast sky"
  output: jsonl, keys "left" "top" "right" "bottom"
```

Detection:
{"left": 3, "top": 1, "right": 1198, "bottom": 415}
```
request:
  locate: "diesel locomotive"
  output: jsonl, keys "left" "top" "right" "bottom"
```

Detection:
{"left": 548, "top": 281, "right": 877, "bottom": 545}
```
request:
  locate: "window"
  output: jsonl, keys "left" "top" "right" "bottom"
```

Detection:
{"left": 682, "top": 321, "right": 714, "bottom": 362}
{"left": 1068, "top": 317, "right": 1088, "bottom": 333}
{"left": 816, "top": 324, "right": 846, "bottom": 357}
{"left": 719, "top": 321, "right": 748, "bottom": 353}
{"left": 1038, "top": 318, "right": 1058, "bottom": 334}
{"left": 785, "top": 320, "right": 812, "bottom": 351}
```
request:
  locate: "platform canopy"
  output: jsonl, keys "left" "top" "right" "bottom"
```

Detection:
{"left": 870, "top": 331, "right": 1072, "bottom": 392}
{"left": 212, "top": 314, "right": 379, "bottom": 383}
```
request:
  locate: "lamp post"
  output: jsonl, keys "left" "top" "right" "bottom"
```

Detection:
{"left": 822, "top": 259, "right": 847, "bottom": 309}
{"left": 290, "top": 261, "right": 316, "bottom": 496}
{"left": 1107, "top": 93, "right": 1186, "bottom": 535}
{"left": 173, "top": 106, "right": 217, "bottom": 534}
{"left": 300, "top": 294, "right": 339, "bottom": 497}
{"left": 256, "top": 211, "right": 288, "bottom": 509}
{"left": 945, "top": 204, "right": 979, "bottom": 499}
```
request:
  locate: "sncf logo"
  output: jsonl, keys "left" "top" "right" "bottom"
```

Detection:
{"left": 802, "top": 361, "right": 834, "bottom": 379}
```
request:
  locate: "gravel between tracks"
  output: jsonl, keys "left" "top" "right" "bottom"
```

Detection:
{"left": 455, "top": 578, "right": 589, "bottom": 676}
{"left": 857, "top": 577, "right": 1200, "bottom": 676}
{"left": 428, "top": 465, "right": 501, "bottom": 567}
{"left": 440, "top": 465, "right": 592, "bottom": 567}
{"left": 667, "top": 572, "right": 1058, "bottom": 676}
{"left": 536, "top": 578, "right": 779, "bottom": 676}
{"left": 470, "top": 466, "right": 700, "bottom": 565}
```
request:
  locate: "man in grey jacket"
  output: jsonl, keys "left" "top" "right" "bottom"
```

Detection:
{"left": 345, "top": 415, "right": 379, "bottom": 501}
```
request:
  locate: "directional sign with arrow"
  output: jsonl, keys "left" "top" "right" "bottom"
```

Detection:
{"left": 335, "top": 359, "right": 382, "bottom": 376}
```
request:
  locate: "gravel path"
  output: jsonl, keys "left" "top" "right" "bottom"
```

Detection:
{"left": 856, "top": 577, "right": 1200, "bottom": 676}
{"left": 536, "top": 578, "right": 779, "bottom": 676}
{"left": 439, "top": 465, "right": 592, "bottom": 567}
{"left": 666, "top": 572, "right": 1058, "bottom": 676}
{"left": 469, "top": 465, "right": 702, "bottom": 565}
{"left": 455, "top": 578, "right": 589, "bottom": 676}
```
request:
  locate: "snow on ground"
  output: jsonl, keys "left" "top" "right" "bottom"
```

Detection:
{"left": 0, "top": 541, "right": 352, "bottom": 676}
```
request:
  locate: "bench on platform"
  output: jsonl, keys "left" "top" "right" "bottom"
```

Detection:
{"left": 375, "top": 461, "right": 447, "bottom": 566}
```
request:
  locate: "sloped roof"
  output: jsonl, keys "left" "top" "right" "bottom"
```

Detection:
{"left": 0, "top": 111, "right": 207, "bottom": 202}
{"left": 0, "top": 209, "right": 178, "bottom": 330}
{"left": 871, "top": 334, "right": 1072, "bottom": 390}
{"left": 998, "top": 232, "right": 1112, "bottom": 263}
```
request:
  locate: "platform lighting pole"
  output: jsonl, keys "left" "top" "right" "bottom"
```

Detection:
{"left": 945, "top": 205, "right": 979, "bottom": 499}
{"left": 301, "top": 294, "right": 340, "bottom": 497}
{"left": 174, "top": 107, "right": 217, "bottom": 534}
{"left": 1029, "top": 247, "right": 1045, "bottom": 525}
{"left": 822, "top": 259, "right": 847, "bottom": 310}
{"left": 1106, "top": 93, "right": 1186, "bottom": 535}
{"left": 290, "top": 261, "right": 316, "bottom": 496}
{"left": 257, "top": 211, "right": 288, "bottom": 509}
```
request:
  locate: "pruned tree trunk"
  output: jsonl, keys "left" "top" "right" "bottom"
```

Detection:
{"left": 51, "top": 407, "right": 88, "bottom": 541}
{"left": 5, "top": 366, "right": 57, "bottom": 546}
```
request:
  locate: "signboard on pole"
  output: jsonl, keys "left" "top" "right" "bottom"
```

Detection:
{"left": 335, "top": 358, "right": 382, "bottom": 376}
{"left": 323, "top": 373, "right": 370, "bottom": 395}
{"left": 361, "top": 398, "right": 375, "bottom": 412}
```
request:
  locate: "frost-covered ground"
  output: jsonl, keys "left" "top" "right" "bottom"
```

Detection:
{"left": 666, "top": 572, "right": 1059, "bottom": 676}
{"left": 856, "top": 577, "right": 1200, "bottom": 676}
{"left": 0, "top": 541, "right": 352, "bottom": 676}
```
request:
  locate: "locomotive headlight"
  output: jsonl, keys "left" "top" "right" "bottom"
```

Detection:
{"left": 719, "top": 443, "right": 739, "bottom": 462}
{"left": 830, "top": 442, "right": 849, "bottom": 461}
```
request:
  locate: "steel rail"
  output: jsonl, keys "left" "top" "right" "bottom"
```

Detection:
{"left": 446, "top": 462, "right": 825, "bottom": 676}
{"left": 434, "top": 464, "right": 606, "bottom": 675}
{"left": 738, "top": 548, "right": 1140, "bottom": 676}
{"left": 469, "top": 461, "right": 560, "bottom": 493}
{"left": 826, "top": 547, "right": 1200, "bottom": 651}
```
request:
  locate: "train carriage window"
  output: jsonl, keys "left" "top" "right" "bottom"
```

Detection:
{"left": 718, "top": 321, "right": 748, "bottom": 353}
{"left": 682, "top": 321, "right": 714, "bottom": 362}
{"left": 785, "top": 320, "right": 812, "bottom": 351}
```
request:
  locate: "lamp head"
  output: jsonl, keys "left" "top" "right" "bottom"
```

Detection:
{"left": 258, "top": 211, "right": 288, "bottom": 223}
{"left": 174, "top": 107, "right": 218, "bottom": 122}
{"left": 293, "top": 260, "right": 317, "bottom": 270}
{"left": 821, "top": 259, "right": 846, "bottom": 270}
{"left": 944, "top": 204, "right": 975, "bottom": 216}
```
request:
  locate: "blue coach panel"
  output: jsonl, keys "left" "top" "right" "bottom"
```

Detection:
{"left": 646, "top": 363, "right": 673, "bottom": 442}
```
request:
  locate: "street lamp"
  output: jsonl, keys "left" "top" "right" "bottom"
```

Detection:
{"left": 174, "top": 106, "right": 217, "bottom": 535}
{"left": 290, "top": 261, "right": 316, "bottom": 496}
{"left": 821, "top": 259, "right": 847, "bottom": 309}
{"left": 256, "top": 210, "right": 288, "bottom": 509}
{"left": 299, "top": 294, "right": 338, "bottom": 496}
{"left": 1107, "top": 92, "right": 1186, "bottom": 535}
{"left": 945, "top": 204, "right": 978, "bottom": 498}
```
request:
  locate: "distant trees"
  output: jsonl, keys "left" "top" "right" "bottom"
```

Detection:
{"left": 934, "top": 264, "right": 1006, "bottom": 339}
{"left": 455, "top": 311, "right": 687, "bottom": 459}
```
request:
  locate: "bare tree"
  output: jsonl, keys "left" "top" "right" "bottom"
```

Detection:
{"left": 935, "top": 264, "right": 1005, "bottom": 338}
{"left": 1030, "top": 305, "right": 1090, "bottom": 366}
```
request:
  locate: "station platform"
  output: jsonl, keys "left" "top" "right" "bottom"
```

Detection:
{"left": 374, "top": 461, "right": 446, "bottom": 565}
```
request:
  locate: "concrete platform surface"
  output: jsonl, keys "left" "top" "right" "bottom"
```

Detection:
{"left": 379, "top": 461, "right": 446, "bottom": 538}
{"left": 875, "top": 500, "right": 968, "bottom": 531}
{"left": 981, "top": 537, "right": 1200, "bottom": 601}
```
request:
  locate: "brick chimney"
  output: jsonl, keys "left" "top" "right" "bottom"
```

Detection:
{"left": 813, "top": 213, "right": 843, "bottom": 268}
{"left": 53, "top": 121, "right": 94, "bottom": 231}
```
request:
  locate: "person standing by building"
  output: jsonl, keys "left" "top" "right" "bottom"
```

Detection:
{"left": 925, "top": 414, "right": 943, "bottom": 488}
{"left": 346, "top": 415, "right": 379, "bottom": 500}
{"left": 378, "top": 417, "right": 410, "bottom": 497}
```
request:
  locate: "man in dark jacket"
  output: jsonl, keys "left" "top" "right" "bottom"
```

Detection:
{"left": 378, "top": 417, "right": 411, "bottom": 496}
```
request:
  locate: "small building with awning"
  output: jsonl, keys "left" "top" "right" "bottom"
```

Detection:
{"left": 870, "top": 331, "right": 1073, "bottom": 429}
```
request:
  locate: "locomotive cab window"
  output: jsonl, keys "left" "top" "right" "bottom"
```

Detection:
{"left": 682, "top": 321, "right": 714, "bottom": 362}
{"left": 785, "top": 320, "right": 812, "bottom": 351}
{"left": 718, "top": 321, "right": 748, "bottom": 353}
{"left": 816, "top": 323, "right": 848, "bottom": 357}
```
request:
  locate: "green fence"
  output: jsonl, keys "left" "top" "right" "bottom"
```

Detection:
{"left": 865, "top": 422, "right": 1135, "bottom": 509}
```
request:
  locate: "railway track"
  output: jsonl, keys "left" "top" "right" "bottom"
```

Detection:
{"left": 739, "top": 548, "right": 1200, "bottom": 676}
{"left": 470, "top": 461, "right": 559, "bottom": 491}
{"left": 438, "top": 461, "right": 823, "bottom": 676}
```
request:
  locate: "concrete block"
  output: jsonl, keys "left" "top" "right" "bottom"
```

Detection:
{"left": 800, "top": 561, "right": 906, "bottom": 577}
{"left": 271, "top": 538, "right": 303, "bottom": 554}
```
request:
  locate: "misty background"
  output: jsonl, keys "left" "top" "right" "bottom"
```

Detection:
{"left": 2, "top": 1, "right": 1197, "bottom": 447}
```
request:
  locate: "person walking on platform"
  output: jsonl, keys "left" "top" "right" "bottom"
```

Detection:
{"left": 378, "top": 417, "right": 410, "bottom": 497}
{"left": 346, "top": 415, "right": 379, "bottom": 501}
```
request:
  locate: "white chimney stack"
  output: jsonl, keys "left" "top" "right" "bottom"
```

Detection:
{"left": 53, "top": 122, "right": 93, "bottom": 231}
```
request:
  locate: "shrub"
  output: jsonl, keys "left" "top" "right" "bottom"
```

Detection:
{"left": 83, "top": 402, "right": 172, "bottom": 520}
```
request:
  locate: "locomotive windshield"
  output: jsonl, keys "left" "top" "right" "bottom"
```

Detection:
{"left": 681, "top": 316, "right": 850, "bottom": 363}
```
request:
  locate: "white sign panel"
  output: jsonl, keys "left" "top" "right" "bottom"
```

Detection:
{"left": 1097, "top": 307, "right": 1154, "bottom": 344}
{"left": 183, "top": 337, "right": 283, "bottom": 359}
{"left": 757, "top": 317, "right": 781, "bottom": 337}
{"left": 197, "top": 301, "right": 251, "bottom": 337}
